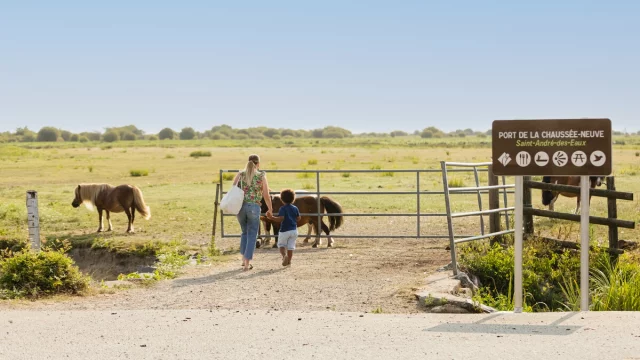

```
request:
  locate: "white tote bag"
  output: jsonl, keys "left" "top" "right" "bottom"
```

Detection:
{"left": 220, "top": 178, "right": 244, "bottom": 215}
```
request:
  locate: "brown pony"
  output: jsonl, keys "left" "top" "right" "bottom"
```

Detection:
{"left": 541, "top": 176, "right": 605, "bottom": 214}
{"left": 71, "top": 183, "right": 151, "bottom": 233}
{"left": 261, "top": 195, "right": 344, "bottom": 248}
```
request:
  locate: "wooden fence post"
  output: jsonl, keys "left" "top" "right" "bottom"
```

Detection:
{"left": 607, "top": 176, "right": 619, "bottom": 262}
{"left": 523, "top": 176, "right": 534, "bottom": 236}
{"left": 488, "top": 165, "right": 502, "bottom": 244}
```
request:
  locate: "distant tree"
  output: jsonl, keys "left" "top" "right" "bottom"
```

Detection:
{"left": 37, "top": 127, "right": 60, "bottom": 142}
{"left": 311, "top": 129, "right": 324, "bottom": 138}
{"left": 281, "top": 129, "right": 295, "bottom": 137}
{"left": 148, "top": 135, "right": 158, "bottom": 141}
{"left": 103, "top": 131, "right": 119, "bottom": 142}
{"left": 263, "top": 128, "right": 280, "bottom": 138}
{"left": 21, "top": 132, "right": 36, "bottom": 142}
{"left": 179, "top": 127, "right": 196, "bottom": 140}
{"left": 390, "top": 130, "right": 408, "bottom": 137}
{"left": 80, "top": 132, "right": 102, "bottom": 141}
{"left": 79, "top": 136, "right": 89, "bottom": 143}
{"left": 159, "top": 128, "right": 176, "bottom": 140}
{"left": 60, "top": 130, "right": 72, "bottom": 141}
{"left": 121, "top": 132, "right": 137, "bottom": 141}
{"left": 70, "top": 134, "right": 80, "bottom": 142}
{"left": 420, "top": 130, "right": 433, "bottom": 139}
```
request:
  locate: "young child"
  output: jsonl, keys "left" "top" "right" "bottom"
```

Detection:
{"left": 267, "top": 189, "right": 300, "bottom": 266}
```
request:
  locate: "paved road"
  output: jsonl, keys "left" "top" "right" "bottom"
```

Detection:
{"left": 2, "top": 310, "right": 640, "bottom": 360}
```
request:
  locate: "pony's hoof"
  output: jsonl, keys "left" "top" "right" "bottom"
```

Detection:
{"left": 96, "top": 229, "right": 103, "bottom": 233}
{"left": 312, "top": 243, "right": 318, "bottom": 248}
{"left": 256, "top": 240, "right": 262, "bottom": 249}
{"left": 272, "top": 243, "right": 278, "bottom": 249}
{"left": 303, "top": 239, "right": 309, "bottom": 244}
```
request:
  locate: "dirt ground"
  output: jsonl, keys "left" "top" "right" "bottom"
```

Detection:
{"left": 0, "top": 236, "right": 451, "bottom": 313}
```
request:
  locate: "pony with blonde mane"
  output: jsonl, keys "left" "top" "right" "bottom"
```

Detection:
{"left": 71, "top": 183, "right": 150, "bottom": 233}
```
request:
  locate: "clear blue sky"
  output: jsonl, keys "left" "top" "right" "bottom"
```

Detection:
{"left": 1, "top": 1, "right": 638, "bottom": 134}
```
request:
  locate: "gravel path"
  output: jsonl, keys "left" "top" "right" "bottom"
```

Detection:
{"left": 1, "top": 238, "right": 450, "bottom": 313}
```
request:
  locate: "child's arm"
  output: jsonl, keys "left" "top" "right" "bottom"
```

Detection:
{"left": 267, "top": 213, "right": 284, "bottom": 223}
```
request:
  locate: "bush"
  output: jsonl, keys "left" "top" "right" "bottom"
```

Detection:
{"left": 103, "top": 131, "right": 120, "bottom": 142}
{"left": 37, "top": 127, "right": 60, "bottom": 142}
{"left": 130, "top": 169, "right": 149, "bottom": 177}
{"left": 148, "top": 135, "right": 158, "bottom": 141}
{"left": 0, "top": 238, "right": 28, "bottom": 257}
{"left": 190, "top": 150, "right": 212, "bottom": 158}
{"left": 158, "top": 128, "right": 176, "bottom": 140}
{"left": 0, "top": 250, "right": 90, "bottom": 299}
{"left": 70, "top": 134, "right": 80, "bottom": 142}
{"left": 307, "top": 159, "right": 318, "bottom": 165}
{"left": 121, "top": 132, "right": 137, "bottom": 141}
{"left": 179, "top": 127, "right": 196, "bottom": 140}
{"left": 221, "top": 173, "right": 235, "bottom": 181}
{"left": 420, "top": 130, "right": 433, "bottom": 139}
{"left": 79, "top": 136, "right": 89, "bottom": 143}
{"left": 21, "top": 133, "right": 36, "bottom": 142}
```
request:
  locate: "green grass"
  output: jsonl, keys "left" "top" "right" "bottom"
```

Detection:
{"left": 1, "top": 137, "right": 639, "bottom": 255}
{"left": 307, "top": 158, "right": 318, "bottom": 165}
{"left": 130, "top": 169, "right": 149, "bottom": 177}
{"left": 447, "top": 178, "right": 465, "bottom": 188}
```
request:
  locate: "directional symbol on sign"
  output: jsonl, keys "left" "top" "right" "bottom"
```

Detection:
{"left": 498, "top": 152, "right": 512, "bottom": 166}
{"left": 534, "top": 151, "right": 549, "bottom": 166}
{"left": 516, "top": 151, "right": 531, "bottom": 167}
{"left": 571, "top": 151, "right": 587, "bottom": 167}
{"left": 590, "top": 150, "right": 606, "bottom": 167}
{"left": 552, "top": 151, "right": 568, "bottom": 167}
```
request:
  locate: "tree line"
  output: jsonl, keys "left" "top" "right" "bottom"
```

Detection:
{"left": 9, "top": 124, "right": 637, "bottom": 143}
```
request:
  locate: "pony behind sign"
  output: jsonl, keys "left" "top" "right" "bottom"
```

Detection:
{"left": 541, "top": 176, "right": 604, "bottom": 214}
{"left": 71, "top": 183, "right": 151, "bottom": 233}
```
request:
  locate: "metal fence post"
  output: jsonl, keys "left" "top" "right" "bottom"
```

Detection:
{"left": 441, "top": 162, "right": 458, "bottom": 275}
{"left": 26, "top": 191, "right": 41, "bottom": 252}
{"left": 316, "top": 171, "right": 321, "bottom": 244}
{"left": 416, "top": 171, "right": 421, "bottom": 238}
{"left": 473, "top": 166, "right": 485, "bottom": 235}
{"left": 220, "top": 170, "right": 225, "bottom": 239}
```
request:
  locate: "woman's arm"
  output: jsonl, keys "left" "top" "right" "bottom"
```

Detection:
{"left": 261, "top": 173, "right": 273, "bottom": 216}
{"left": 233, "top": 173, "right": 240, "bottom": 186}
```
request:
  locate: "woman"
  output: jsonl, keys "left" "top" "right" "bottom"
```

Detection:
{"left": 233, "top": 154, "right": 273, "bottom": 271}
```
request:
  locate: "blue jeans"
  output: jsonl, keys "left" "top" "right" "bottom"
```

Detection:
{"left": 237, "top": 202, "right": 260, "bottom": 261}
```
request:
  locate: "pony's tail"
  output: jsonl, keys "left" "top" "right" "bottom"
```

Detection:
{"left": 541, "top": 176, "right": 554, "bottom": 206}
{"left": 132, "top": 186, "right": 151, "bottom": 220}
{"left": 320, "top": 196, "right": 343, "bottom": 231}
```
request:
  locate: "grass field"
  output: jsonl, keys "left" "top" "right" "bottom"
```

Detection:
{"left": 1, "top": 136, "right": 639, "bottom": 256}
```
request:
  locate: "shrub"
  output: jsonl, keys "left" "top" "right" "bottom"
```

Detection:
{"left": 179, "top": 127, "right": 196, "bottom": 140}
{"left": 165, "top": 154, "right": 175, "bottom": 159}
{"left": 103, "top": 131, "right": 119, "bottom": 142}
{"left": 447, "top": 178, "right": 465, "bottom": 188}
{"left": 130, "top": 169, "right": 149, "bottom": 177}
{"left": 0, "top": 250, "right": 90, "bottom": 299}
{"left": 190, "top": 150, "right": 212, "bottom": 158}
{"left": 0, "top": 238, "right": 28, "bottom": 257}
{"left": 636, "top": 152, "right": 639, "bottom": 157}
{"left": 70, "top": 134, "right": 80, "bottom": 142}
{"left": 37, "top": 127, "right": 60, "bottom": 142}
{"left": 341, "top": 172, "right": 351, "bottom": 178}
{"left": 307, "top": 159, "right": 318, "bottom": 165}
{"left": 79, "top": 136, "right": 89, "bottom": 143}
{"left": 148, "top": 135, "right": 158, "bottom": 141}
{"left": 222, "top": 173, "right": 235, "bottom": 181}
{"left": 21, "top": 133, "right": 36, "bottom": 142}
{"left": 420, "top": 130, "right": 433, "bottom": 139}
{"left": 381, "top": 172, "right": 394, "bottom": 177}
{"left": 158, "top": 128, "right": 176, "bottom": 140}
{"left": 121, "top": 132, "right": 137, "bottom": 141}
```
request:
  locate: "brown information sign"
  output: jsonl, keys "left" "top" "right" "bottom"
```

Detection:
{"left": 492, "top": 118, "right": 612, "bottom": 176}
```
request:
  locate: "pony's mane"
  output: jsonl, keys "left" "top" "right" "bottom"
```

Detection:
{"left": 77, "top": 183, "right": 112, "bottom": 211}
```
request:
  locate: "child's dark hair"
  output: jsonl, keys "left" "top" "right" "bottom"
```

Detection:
{"left": 280, "top": 188, "right": 295, "bottom": 204}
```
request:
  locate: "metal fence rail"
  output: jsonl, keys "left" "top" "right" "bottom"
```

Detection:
{"left": 218, "top": 168, "right": 512, "bottom": 239}
{"left": 440, "top": 161, "right": 515, "bottom": 275}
